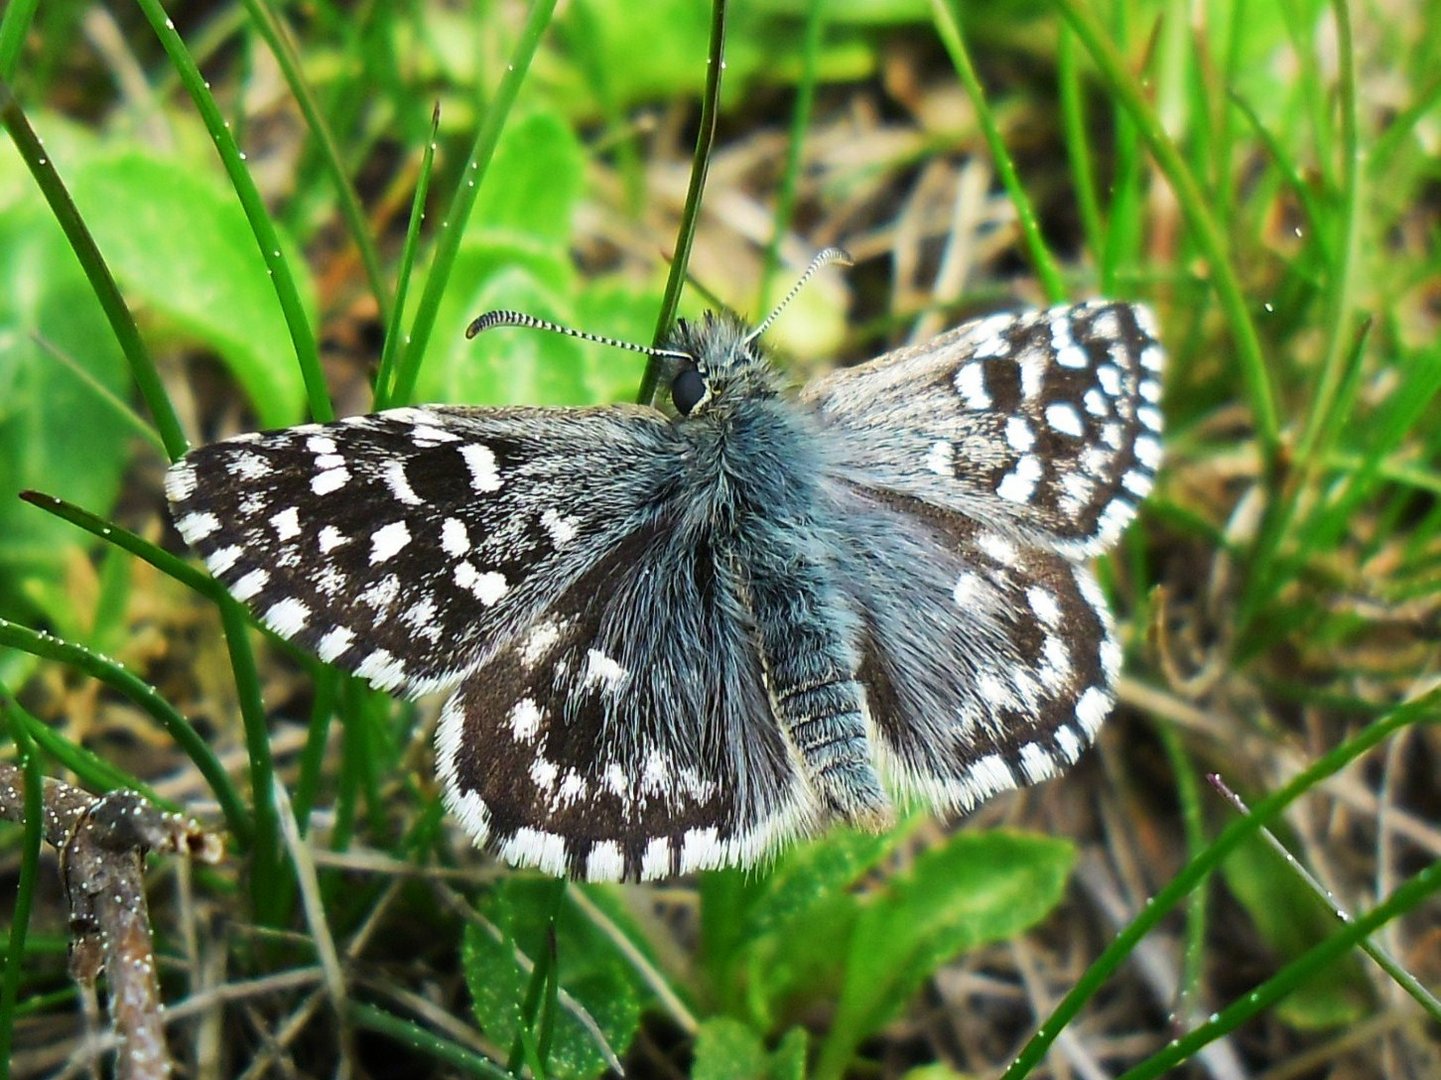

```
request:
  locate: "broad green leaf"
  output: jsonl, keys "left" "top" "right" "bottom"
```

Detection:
{"left": 0, "top": 203, "right": 131, "bottom": 611}
{"left": 818, "top": 831, "right": 1075, "bottom": 1076}
{"left": 465, "top": 110, "right": 585, "bottom": 245}
{"left": 67, "top": 150, "right": 309, "bottom": 426}
{"left": 1221, "top": 832, "right": 1371, "bottom": 1029}
{"left": 692, "top": 1018, "right": 769, "bottom": 1080}
{"left": 462, "top": 880, "right": 644, "bottom": 1079}
{"left": 413, "top": 248, "right": 588, "bottom": 406}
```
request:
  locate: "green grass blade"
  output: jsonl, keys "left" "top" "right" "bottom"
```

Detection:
{"left": 1116, "top": 857, "right": 1441, "bottom": 1080}
{"left": 0, "top": 692, "right": 44, "bottom": 1080}
{"left": 932, "top": 0, "right": 1067, "bottom": 304}
{"left": 0, "top": 0, "right": 38, "bottom": 81}
{"left": 132, "top": 0, "right": 331, "bottom": 422}
{"left": 348, "top": 1002, "right": 512, "bottom": 1078}
{"left": 374, "top": 103, "right": 441, "bottom": 410}
{"left": 3, "top": 683, "right": 168, "bottom": 804}
{"left": 1058, "top": 28, "right": 1106, "bottom": 268}
{"left": 388, "top": 0, "right": 560, "bottom": 407}
{"left": 1001, "top": 690, "right": 1438, "bottom": 1079}
{"left": 19, "top": 492, "right": 220, "bottom": 600}
{"left": 0, "top": 77, "right": 188, "bottom": 460}
{"left": 1051, "top": 0, "right": 1281, "bottom": 466}
{"left": 0, "top": 617, "right": 253, "bottom": 845}
{"left": 637, "top": 0, "right": 728, "bottom": 407}
{"left": 758, "top": 0, "right": 827, "bottom": 310}
{"left": 242, "top": 0, "right": 391, "bottom": 331}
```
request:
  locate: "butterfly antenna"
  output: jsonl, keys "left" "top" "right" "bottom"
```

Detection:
{"left": 467, "top": 310, "right": 693, "bottom": 362}
{"left": 745, "top": 246, "right": 854, "bottom": 344}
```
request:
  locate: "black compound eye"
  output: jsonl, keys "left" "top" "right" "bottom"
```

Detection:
{"left": 671, "top": 367, "right": 707, "bottom": 415}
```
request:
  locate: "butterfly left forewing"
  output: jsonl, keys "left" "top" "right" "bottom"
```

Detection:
{"left": 166, "top": 405, "right": 674, "bottom": 697}
{"left": 438, "top": 512, "right": 822, "bottom": 881}
{"left": 803, "top": 301, "right": 1163, "bottom": 556}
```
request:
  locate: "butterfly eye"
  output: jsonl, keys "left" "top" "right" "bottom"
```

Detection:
{"left": 671, "top": 367, "right": 707, "bottom": 415}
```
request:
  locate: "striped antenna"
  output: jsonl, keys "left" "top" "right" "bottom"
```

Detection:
{"left": 466, "top": 310, "right": 693, "bottom": 362}
{"left": 745, "top": 247, "right": 854, "bottom": 344}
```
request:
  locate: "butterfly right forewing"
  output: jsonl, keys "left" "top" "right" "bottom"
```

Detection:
{"left": 803, "top": 301, "right": 1163, "bottom": 556}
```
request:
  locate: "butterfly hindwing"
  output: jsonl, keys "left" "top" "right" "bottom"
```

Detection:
{"left": 165, "top": 406, "right": 676, "bottom": 696}
{"left": 436, "top": 514, "right": 821, "bottom": 881}
{"left": 802, "top": 301, "right": 1163, "bottom": 555}
{"left": 823, "top": 480, "right": 1120, "bottom": 812}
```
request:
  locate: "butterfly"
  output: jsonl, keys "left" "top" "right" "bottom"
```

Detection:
{"left": 166, "top": 251, "right": 1163, "bottom": 881}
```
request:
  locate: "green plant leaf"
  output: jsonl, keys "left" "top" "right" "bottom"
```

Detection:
{"left": 0, "top": 202, "right": 130, "bottom": 606}
{"left": 692, "top": 1017, "right": 769, "bottom": 1080}
{"left": 66, "top": 150, "right": 310, "bottom": 427}
{"left": 462, "top": 880, "right": 644, "bottom": 1079}
{"left": 818, "top": 830, "right": 1075, "bottom": 1077}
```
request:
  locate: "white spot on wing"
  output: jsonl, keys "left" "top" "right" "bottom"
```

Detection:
{"left": 441, "top": 517, "right": 470, "bottom": 557}
{"left": 925, "top": 440, "right": 954, "bottom": 476}
{"left": 1026, "top": 586, "right": 1062, "bottom": 628}
{"left": 231, "top": 568, "right": 269, "bottom": 601}
{"left": 455, "top": 562, "right": 507, "bottom": 605}
{"left": 587, "top": 842, "right": 625, "bottom": 881}
{"left": 317, "top": 625, "right": 354, "bottom": 662}
{"left": 356, "top": 648, "right": 407, "bottom": 691}
{"left": 369, "top": 521, "right": 412, "bottom": 564}
{"left": 1045, "top": 402, "right": 1086, "bottom": 438}
{"left": 954, "top": 362, "right": 991, "bottom": 408}
{"left": 996, "top": 455, "right": 1042, "bottom": 503}
{"left": 501, "top": 828, "right": 567, "bottom": 876}
{"left": 519, "top": 619, "right": 565, "bottom": 668}
{"left": 1055, "top": 725, "right": 1084, "bottom": 763}
{"left": 384, "top": 461, "right": 422, "bottom": 505}
{"left": 540, "top": 509, "right": 579, "bottom": 548}
{"left": 1019, "top": 742, "right": 1057, "bottom": 783}
{"left": 165, "top": 461, "right": 197, "bottom": 502}
{"left": 270, "top": 506, "right": 300, "bottom": 540}
{"left": 177, "top": 512, "right": 220, "bottom": 543}
{"left": 264, "top": 597, "right": 310, "bottom": 637}
{"left": 1005, "top": 417, "right": 1035, "bottom": 452}
{"left": 680, "top": 827, "right": 723, "bottom": 873}
{"left": 583, "top": 649, "right": 628, "bottom": 690}
{"left": 461, "top": 444, "right": 502, "bottom": 492}
{"left": 318, "top": 526, "right": 348, "bottom": 553}
{"left": 206, "top": 545, "right": 242, "bottom": 576}
{"left": 312, "top": 467, "right": 349, "bottom": 495}
{"left": 1076, "top": 686, "right": 1112, "bottom": 736}
{"left": 509, "top": 698, "right": 541, "bottom": 741}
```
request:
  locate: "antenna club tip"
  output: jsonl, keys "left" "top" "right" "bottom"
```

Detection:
{"left": 465, "top": 311, "right": 516, "bottom": 339}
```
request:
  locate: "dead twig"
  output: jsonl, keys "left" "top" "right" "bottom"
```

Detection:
{"left": 0, "top": 762, "right": 223, "bottom": 1080}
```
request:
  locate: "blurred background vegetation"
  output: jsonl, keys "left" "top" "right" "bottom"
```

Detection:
{"left": 1, "top": 1, "right": 1438, "bottom": 1077}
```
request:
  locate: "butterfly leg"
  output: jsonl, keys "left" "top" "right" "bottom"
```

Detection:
{"left": 743, "top": 546, "right": 893, "bottom": 829}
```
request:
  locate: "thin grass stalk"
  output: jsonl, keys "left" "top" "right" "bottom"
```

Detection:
{"left": 1051, "top": 0, "right": 1280, "bottom": 467}
{"left": 1001, "top": 691, "right": 1438, "bottom": 1079}
{"left": 1116, "top": 857, "right": 1441, "bottom": 1080}
{"left": 637, "top": 0, "right": 728, "bottom": 406}
{"left": 388, "top": 0, "right": 559, "bottom": 406}
{"left": 0, "top": 694, "right": 44, "bottom": 1080}
{"left": 243, "top": 0, "right": 392, "bottom": 330}
{"left": 933, "top": 0, "right": 1067, "bottom": 303}
{"left": 132, "top": 0, "right": 332, "bottom": 422}
{"left": 374, "top": 103, "right": 441, "bottom": 408}
{"left": 0, "top": 618, "right": 253, "bottom": 844}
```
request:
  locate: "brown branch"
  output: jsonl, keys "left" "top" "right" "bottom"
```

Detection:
{"left": 0, "top": 763, "right": 223, "bottom": 1080}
